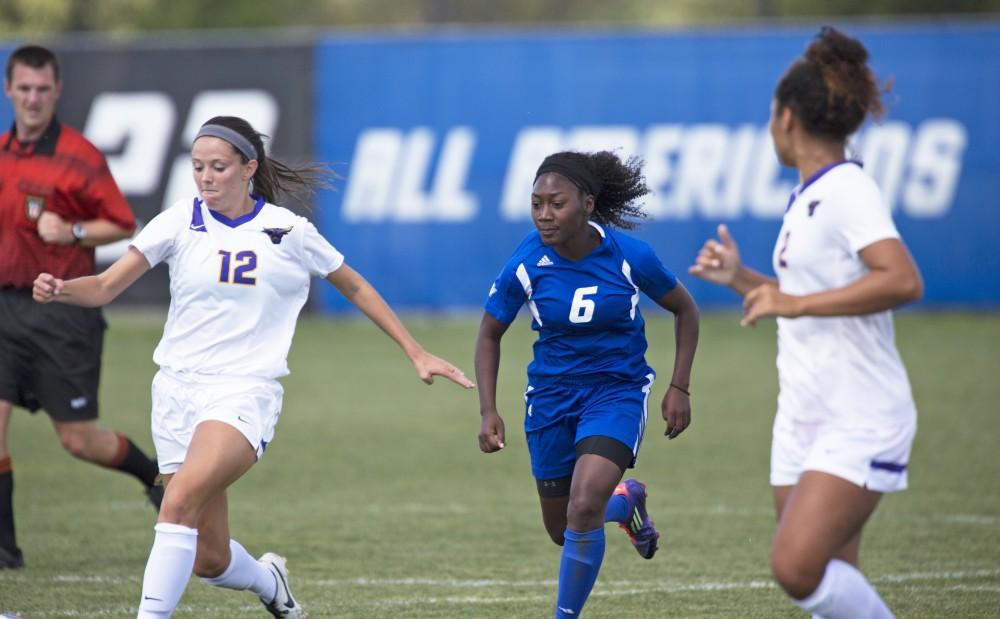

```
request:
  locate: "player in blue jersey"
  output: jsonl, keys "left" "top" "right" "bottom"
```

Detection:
{"left": 475, "top": 150, "right": 700, "bottom": 618}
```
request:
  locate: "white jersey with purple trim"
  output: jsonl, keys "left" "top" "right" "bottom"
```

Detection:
{"left": 131, "top": 196, "right": 344, "bottom": 379}
{"left": 771, "top": 162, "right": 916, "bottom": 427}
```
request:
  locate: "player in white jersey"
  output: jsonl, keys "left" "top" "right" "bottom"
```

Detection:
{"left": 33, "top": 116, "right": 474, "bottom": 619}
{"left": 689, "top": 28, "right": 922, "bottom": 619}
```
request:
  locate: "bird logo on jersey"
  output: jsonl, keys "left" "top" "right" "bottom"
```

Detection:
{"left": 262, "top": 226, "right": 293, "bottom": 244}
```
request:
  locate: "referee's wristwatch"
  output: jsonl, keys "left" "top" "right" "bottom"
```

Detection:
{"left": 71, "top": 222, "right": 87, "bottom": 243}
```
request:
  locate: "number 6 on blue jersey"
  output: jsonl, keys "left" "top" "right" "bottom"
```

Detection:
{"left": 569, "top": 286, "right": 598, "bottom": 323}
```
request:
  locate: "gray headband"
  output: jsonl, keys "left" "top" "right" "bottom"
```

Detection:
{"left": 194, "top": 124, "right": 258, "bottom": 161}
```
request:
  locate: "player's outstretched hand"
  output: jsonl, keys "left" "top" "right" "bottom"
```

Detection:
{"left": 662, "top": 388, "right": 690, "bottom": 439}
{"left": 33, "top": 273, "right": 64, "bottom": 303}
{"left": 478, "top": 410, "right": 506, "bottom": 453}
{"left": 688, "top": 223, "right": 741, "bottom": 286}
{"left": 412, "top": 350, "right": 475, "bottom": 388}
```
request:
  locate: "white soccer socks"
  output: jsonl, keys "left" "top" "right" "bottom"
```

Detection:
{"left": 794, "top": 559, "right": 893, "bottom": 619}
{"left": 200, "top": 538, "right": 277, "bottom": 602}
{"left": 137, "top": 523, "right": 198, "bottom": 618}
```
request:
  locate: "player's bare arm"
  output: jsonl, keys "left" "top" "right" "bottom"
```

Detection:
{"left": 33, "top": 247, "right": 150, "bottom": 307}
{"left": 741, "top": 238, "right": 923, "bottom": 326}
{"left": 474, "top": 313, "right": 509, "bottom": 453}
{"left": 326, "top": 263, "right": 473, "bottom": 388}
{"left": 655, "top": 282, "right": 699, "bottom": 439}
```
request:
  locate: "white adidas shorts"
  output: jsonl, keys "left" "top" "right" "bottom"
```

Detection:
{"left": 151, "top": 368, "right": 284, "bottom": 474}
{"left": 770, "top": 412, "right": 916, "bottom": 493}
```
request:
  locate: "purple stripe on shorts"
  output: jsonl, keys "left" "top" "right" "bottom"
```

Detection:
{"left": 870, "top": 460, "right": 907, "bottom": 473}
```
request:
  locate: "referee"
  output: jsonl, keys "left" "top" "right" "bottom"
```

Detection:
{"left": 0, "top": 44, "right": 161, "bottom": 569}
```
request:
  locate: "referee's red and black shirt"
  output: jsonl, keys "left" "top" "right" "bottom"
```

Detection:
{"left": 0, "top": 118, "right": 135, "bottom": 288}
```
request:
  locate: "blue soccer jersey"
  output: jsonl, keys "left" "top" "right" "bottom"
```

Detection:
{"left": 485, "top": 222, "right": 677, "bottom": 385}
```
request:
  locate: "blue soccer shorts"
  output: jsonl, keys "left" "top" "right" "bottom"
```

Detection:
{"left": 524, "top": 373, "right": 655, "bottom": 480}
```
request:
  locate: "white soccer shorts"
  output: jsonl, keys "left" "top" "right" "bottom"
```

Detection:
{"left": 150, "top": 368, "right": 284, "bottom": 474}
{"left": 770, "top": 412, "right": 916, "bottom": 493}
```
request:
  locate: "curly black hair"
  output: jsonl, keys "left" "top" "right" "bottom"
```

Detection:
{"left": 775, "top": 26, "right": 886, "bottom": 141}
{"left": 545, "top": 151, "right": 650, "bottom": 230}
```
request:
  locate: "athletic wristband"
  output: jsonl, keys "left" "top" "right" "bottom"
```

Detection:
{"left": 669, "top": 383, "right": 690, "bottom": 396}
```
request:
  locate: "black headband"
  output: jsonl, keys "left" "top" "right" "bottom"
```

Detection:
{"left": 535, "top": 154, "right": 602, "bottom": 198}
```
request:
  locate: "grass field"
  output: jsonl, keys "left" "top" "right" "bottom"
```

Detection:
{"left": 1, "top": 310, "right": 998, "bottom": 618}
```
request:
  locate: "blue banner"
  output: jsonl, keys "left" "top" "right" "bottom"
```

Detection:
{"left": 0, "top": 45, "right": 12, "bottom": 130}
{"left": 313, "top": 23, "right": 999, "bottom": 311}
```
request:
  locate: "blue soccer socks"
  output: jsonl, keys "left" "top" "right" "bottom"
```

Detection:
{"left": 555, "top": 527, "right": 606, "bottom": 618}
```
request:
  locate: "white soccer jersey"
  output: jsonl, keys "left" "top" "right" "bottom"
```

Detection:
{"left": 771, "top": 162, "right": 916, "bottom": 427}
{"left": 131, "top": 196, "right": 344, "bottom": 379}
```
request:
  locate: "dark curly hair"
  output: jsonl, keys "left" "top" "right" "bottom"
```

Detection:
{"left": 774, "top": 27, "right": 886, "bottom": 141}
{"left": 543, "top": 151, "right": 650, "bottom": 230}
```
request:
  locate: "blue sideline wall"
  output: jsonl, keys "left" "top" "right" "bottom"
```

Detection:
{"left": 313, "top": 23, "right": 999, "bottom": 311}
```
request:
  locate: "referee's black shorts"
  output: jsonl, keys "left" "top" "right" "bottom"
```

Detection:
{"left": 0, "top": 287, "right": 107, "bottom": 421}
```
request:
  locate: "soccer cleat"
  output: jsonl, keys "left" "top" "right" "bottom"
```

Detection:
{"left": 145, "top": 475, "right": 164, "bottom": 512}
{"left": 613, "top": 478, "right": 660, "bottom": 559}
{"left": 0, "top": 545, "right": 24, "bottom": 569}
{"left": 259, "top": 552, "right": 306, "bottom": 618}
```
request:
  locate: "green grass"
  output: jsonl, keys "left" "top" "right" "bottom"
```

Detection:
{"left": 1, "top": 311, "right": 998, "bottom": 618}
